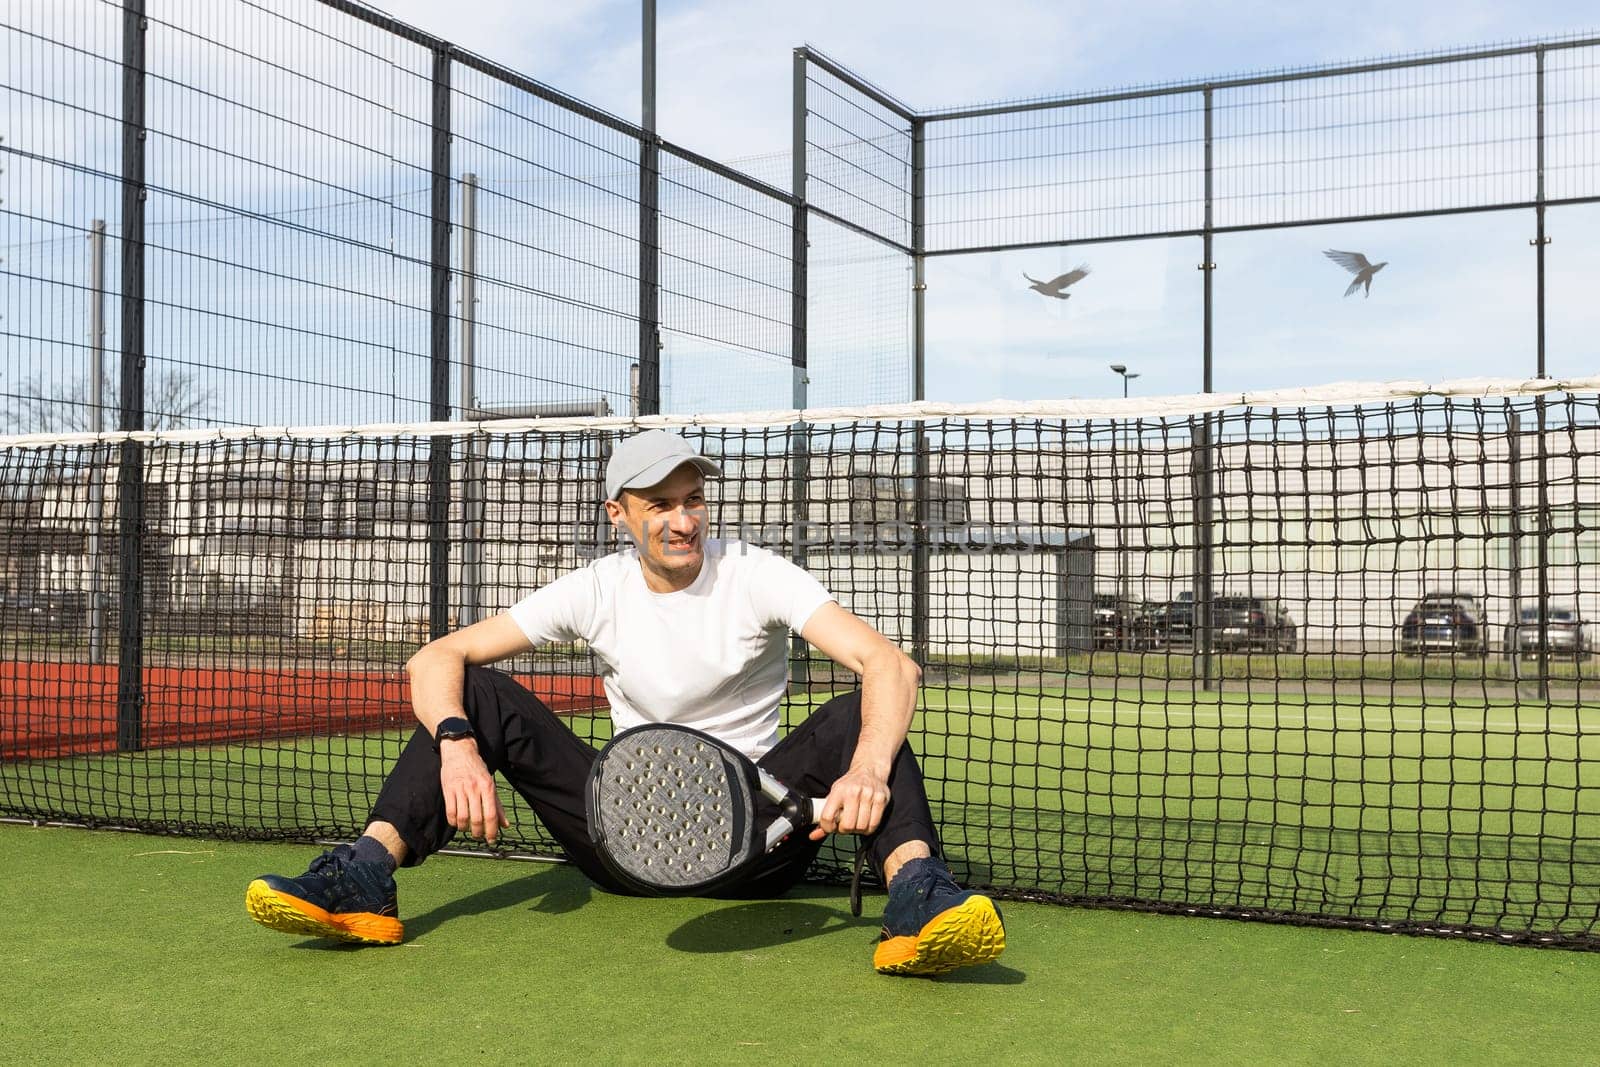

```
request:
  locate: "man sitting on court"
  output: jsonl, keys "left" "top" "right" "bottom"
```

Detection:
{"left": 245, "top": 429, "right": 1006, "bottom": 976}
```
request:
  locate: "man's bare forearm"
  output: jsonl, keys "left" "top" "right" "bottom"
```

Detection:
{"left": 850, "top": 647, "right": 921, "bottom": 777}
{"left": 404, "top": 644, "right": 470, "bottom": 736}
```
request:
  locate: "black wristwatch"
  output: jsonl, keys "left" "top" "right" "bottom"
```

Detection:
{"left": 432, "top": 716, "right": 476, "bottom": 752}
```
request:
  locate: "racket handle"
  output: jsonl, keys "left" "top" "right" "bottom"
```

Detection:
{"left": 807, "top": 797, "right": 828, "bottom": 826}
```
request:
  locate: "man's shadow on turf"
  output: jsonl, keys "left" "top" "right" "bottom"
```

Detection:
{"left": 291, "top": 870, "right": 1025, "bottom": 982}
{"left": 405, "top": 867, "right": 593, "bottom": 939}
{"left": 289, "top": 865, "right": 592, "bottom": 949}
{"left": 665, "top": 894, "right": 1026, "bottom": 984}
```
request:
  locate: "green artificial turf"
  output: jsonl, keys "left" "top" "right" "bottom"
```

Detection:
{"left": 0, "top": 823, "right": 1596, "bottom": 1066}
{"left": 5, "top": 684, "right": 1598, "bottom": 941}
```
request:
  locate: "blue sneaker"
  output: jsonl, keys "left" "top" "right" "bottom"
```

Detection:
{"left": 873, "top": 857, "right": 1006, "bottom": 976}
{"left": 245, "top": 845, "right": 403, "bottom": 945}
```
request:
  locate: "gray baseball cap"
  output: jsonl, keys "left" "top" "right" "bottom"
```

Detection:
{"left": 605, "top": 429, "right": 721, "bottom": 500}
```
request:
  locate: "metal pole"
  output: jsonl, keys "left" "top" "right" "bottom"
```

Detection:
{"left": 910, "top": 118, "right": 930, "bottom": 669}
{"left": 642, "top": 0, "right": 656, "bottom": 134}
{"left": 1536, "top": 395, "right": 1550, "bottom": 701}
{"left": 88, "top": 220, "right": 106, "bottom": 664}
{"left": 1120, "top": 382, "right": 1127, "bottom": 619}
{"left": 1532, "top": 52, "right": 1551, "bottom": 700}
{"left": 789, "top": 49, "right": 811, "bottom": 685}
{"left": 1111, "top": 367, "right": 1139, "bottom": 618}
{"left": 792, "top": 50, "right": 809, "bottom": 413}
{"left": 1508, "top": 410, "right": 1521, "bottom": 686}
{"left": 911, "top": 121, "right": 926, "bottom": 404}
{"left": 459, "top": 174, "right": 482, "bottom": 626}
{"left": 1197, "top": 86, "right": 1216, "bottom": 691}
{"left": 427, "top": 44, "right": 453, "bottom": 641}
{"left": 115, "top": 0, "right": 147, "bottom": 751}
{"left": 1533, "top": 47, "right": 1549, "bottom": 380}
{"left": 459, "top": 175, "right": 477, "bottom": 421}
{"left": 637, "top": 1, "right": 661, "bottom": 416}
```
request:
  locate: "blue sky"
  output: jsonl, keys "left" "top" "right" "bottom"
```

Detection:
{"left": 3, "top": 1, "right": 1596, "bottom": 429}
{"left": 376, "top": 0, "right": 1598, "bottom": 405}
{"left": 381, "top": 0, "right": 1596, "bottom": 159}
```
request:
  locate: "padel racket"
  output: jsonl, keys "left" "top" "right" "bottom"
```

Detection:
{"left": 586, "top": 723, "right": 824, "bottom": 895}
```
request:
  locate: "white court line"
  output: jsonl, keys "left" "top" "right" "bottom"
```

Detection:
{"left": 1075, "top": 705, "right": 1596, "bottom": 734}
{"left": 936, "top": 695, "right": 1599, "bottom": 735}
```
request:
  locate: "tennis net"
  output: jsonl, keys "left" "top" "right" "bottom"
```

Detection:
{"left": 2, "top": 377, "right": 1598, "bottom": 947}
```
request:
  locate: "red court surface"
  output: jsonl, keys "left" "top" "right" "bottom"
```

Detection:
{"left": 0, "top": 662, "right": 604, "bottom": 759}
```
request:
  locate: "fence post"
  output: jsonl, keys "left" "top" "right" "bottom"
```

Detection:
{"left": 115, "top": 0, "right": 147, "bottom": 752}
{"left": 459, "top": 173, "right": 482, "bottom": 626}
{"left": 1533, "top": 46, "right": 1549, "bottom": 381}
{"left": 637, "top": 3, "right": 661, "bottom": 416}
{"left": 88, "top": 220, "right": 107, "bottom": 665}
{"left": 1529, "top": 52, "right": 1549, "bottom": 703}
{"left": 789, "top": 49, "right": 811, "bottom": 686}
{"left": 427, "top": 44, "right": 453, "bottom": 642}
{"left": 910, "top": 118, "right": 930, "bottom": 670}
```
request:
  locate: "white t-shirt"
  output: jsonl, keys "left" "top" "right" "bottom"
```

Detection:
{"left": 507, "top": 539, "right": 834, "bottom": 759}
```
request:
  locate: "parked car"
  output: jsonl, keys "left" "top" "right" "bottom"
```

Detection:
{"left": 0, "top": 590, "right": 86, "bottom": 630}
{"left": 1505, "top": 604, "right": 1590, "bottom": 660}
{"left": 1399, "top": 592, "right": 1487, "bottom": 655}
{"left": 1141, "top": 597, "right": 1194, "bottom": 648}
{"left": 1210, "top": 595, "right": 1298, "bottom": 653}
{"left": 1092, "top": 594, "right": 1153, "bottom": 650}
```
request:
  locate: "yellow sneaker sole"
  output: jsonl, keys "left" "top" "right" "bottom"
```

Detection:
{"left": 873, "top": 894, "right": 1006, "bottom": 976}
{"left": 244, "top": 879, "right": 403, "bottom": 945}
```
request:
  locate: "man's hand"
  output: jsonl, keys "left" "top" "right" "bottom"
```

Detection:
{"left": 810, "top": 765, "right": 891, "bottom": 841}
{"left": 440, "top": 741, "right": 509, "bottom": 845}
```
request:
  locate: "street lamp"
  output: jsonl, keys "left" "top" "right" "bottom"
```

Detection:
{"left": 1108, "top": 364, "right": 1141, "bottom": 635}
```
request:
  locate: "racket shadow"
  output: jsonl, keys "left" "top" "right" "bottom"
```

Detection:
{"left": 665, "top": 898, "right": 876, "bottom": 954}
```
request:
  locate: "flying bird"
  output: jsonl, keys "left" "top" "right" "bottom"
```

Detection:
{"left": 1323, "top": 249, "right": 1388, "bottom": 298}
{"left": 1024, "top": 265, "right": 1090, "bottom": 300}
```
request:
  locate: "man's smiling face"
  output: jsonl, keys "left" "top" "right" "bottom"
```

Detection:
{"left": 605, "top": 462, "right": 708, "bottom": 589}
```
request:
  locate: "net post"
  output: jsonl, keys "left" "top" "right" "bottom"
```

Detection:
{"left": 114, "top": 0, "right": 147, "bottom": 752}
{"left": 1536, "top": 394, "right": 1550, "bottom": 701}
{"left": 1508, "top": 408, "right": 1523, "bottom": 688}
{"left": 427, "top": 43, "right": 453, "bottom": 642}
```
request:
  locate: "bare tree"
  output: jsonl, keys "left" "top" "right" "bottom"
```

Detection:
{"left": 2, "top": 369, "right": 216, "bottom": 434}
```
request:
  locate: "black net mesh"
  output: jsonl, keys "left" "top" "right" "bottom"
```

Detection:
{"left": 2, "top": 384, "right": 1598, "bottom": 946}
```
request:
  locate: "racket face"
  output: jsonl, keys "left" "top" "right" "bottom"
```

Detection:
{"left": 589, "top": 726, "right": 756, "bottom": 892}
